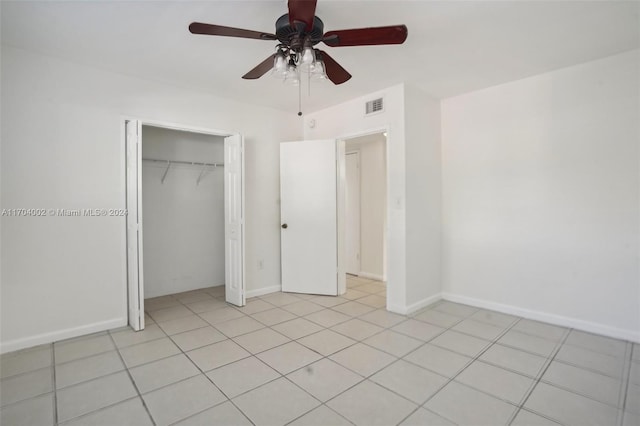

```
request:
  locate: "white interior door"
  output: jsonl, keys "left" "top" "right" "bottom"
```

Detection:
{"left": 224, "top": 134, "right": 245, "bottom": 306}
{"left": 345, "top": 152, "right": 361, "bottom": 275}
{"left": 281, "top": 140, "right": 338, "bottom": 295}
{"left": 125, "top": 119, "right": 145, "bottom": 330}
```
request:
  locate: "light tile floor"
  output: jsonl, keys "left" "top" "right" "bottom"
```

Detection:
{"left": 1, "top": 275, "right": 639, "bottom": 426}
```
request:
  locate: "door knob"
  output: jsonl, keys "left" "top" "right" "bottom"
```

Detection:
{"left": 281, "top": 223, "right": 288, "bottom": 229}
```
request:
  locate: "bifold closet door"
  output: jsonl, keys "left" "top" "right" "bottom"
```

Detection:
{"left": 125, "top": 119, "right": 145, "bottom": 331}
{"left": 224, "top": 134, "right": 246, "bottom": 307}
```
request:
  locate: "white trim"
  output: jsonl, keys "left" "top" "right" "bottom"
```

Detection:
{"left": 0, "top": 318, "right": 127, "bottom": 354}
{"left": 441, "top": 292, "right": 640, "bottom": 343}
{"left": 388, "top": 293, "right": 443, "bottom": 315}
{"left": 358, "top": 271, "right": 384, "bottom": 281}
{"left": 246, "top": 285, "right": 281, "bottom": 299}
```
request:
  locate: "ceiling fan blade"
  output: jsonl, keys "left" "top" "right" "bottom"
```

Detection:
{"left": 242, "top": 54, "right": 277, "bottom": 80}
{"left": 287, "top": 0, "right": 317, "bottom": 32}
{"left": 189, "top": 22, "right": 276, "bottom": 41}
{"left": 323, "top": 25, "right": 408, "bottom": 47}
{"left": 316, "top": 50, "right": 351, "bottom": 85}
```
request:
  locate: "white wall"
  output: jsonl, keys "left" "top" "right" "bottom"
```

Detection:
{"left": 0, "top": 46, "right": 301, "bottom": 352}
{"left": 305, "top": 84, "right": 443, "bottom": 313}
{"left": 441, "top": 50, "right": 640, "bottom": 341}
{"left": 141, "top": 126, "right": 225, "bottom": 298}
{"left": 345, "top": 134, "right": 387, "bottom": 280}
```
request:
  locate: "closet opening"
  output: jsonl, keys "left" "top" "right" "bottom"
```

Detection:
{"left": 342, "top": 131, "right": 388, "bottom": 306}
{"left": 124, "top": 119, "right": 245, "bottom": 331}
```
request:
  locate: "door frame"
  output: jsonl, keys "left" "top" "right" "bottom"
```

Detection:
{"left": 122, "top": 117, "right": 244, "bottom": 330}
{"left": 344, "top": 151, "right": 361, "bottom": 275}
{"left": 337, "top": 126, "right": 390, "bottom": 299}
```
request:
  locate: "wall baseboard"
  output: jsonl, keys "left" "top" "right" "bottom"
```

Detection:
{"left": 1, "top": 318, "right": 127, "bottom": 354}
{"left": 441, "top": 292, "right": 640, "bottom": 343}
{"left": 358, "top": 271, "right": 385, "bottom": 281}
{"left": 388, "top": 293, "right": 443, "bottom": 315}
{"left": 246, "top": 285, "right": 281, "bottom": 299}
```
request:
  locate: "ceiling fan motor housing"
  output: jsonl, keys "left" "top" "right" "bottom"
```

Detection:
{"left": 276, "top": 14, "right": 325, "bottom": 48}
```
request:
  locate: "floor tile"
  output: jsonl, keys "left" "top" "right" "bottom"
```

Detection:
{"left": 355, "top": 282, "right": 386, "bottom": 294}
{"left": 298, "top": 329, "right": 356, "bottom": 356}
{"left": 432, "top": 301, "right": 477, "bottom": 318}
{"left": 451, "top": 319, "right": 505, "bottom": 341}
{"left": 0, "top": 393, "right": 54, "bottom": 426}
{"left": 342, "top": 289, "right": 369, "bottom": 301}
{"left": 205, "top": 286, "right": 226, "bottom": 297}
{"left": 425, "top": 381, "right": 516, "bottom": 426}
{"left": 118, "top": 337, "right": 180, "bottom": 368}
{"left": 512, "top": 319, "right": 567, "bottom": 341}
{"left": 270, "top": 318, "right": 323, "bottom": 340}
{"left": 207, "top": 357, "right": 280, "bottom": 399}
{"left": 171, "top": 326, "right": 227, "bottom": 351}
{"left": 281, "top": 300, "right": 325, "bottom": 316}
{"left": 235, "top": 299, "right": 275, "bottom": 315}
{"left": 357, "top": 294, "right": 387, "bottom": 308}
{"left": 56, "top": 371, "right": 137, "bottom": 422}
{"left": 332, "top": 301, "right": 376, "bottom": 317}
{"left": 198, "top": 307, "right": 245, "bottom": 325}
{"left": 363, "top": 330, "right": 423, "bottom": 357}
{"left": 55, "top": 350, "right": 124, "bottom": 389}
{"left": 331, "top": 318, "right": 384, "bottom": 341}
{"left": 288, "top": 405, "right": 352, "bottom": 426}
{"left": 564, "top": 330, "right": 626, "bottom": 357}
{"left": 233, "top": 377, "right": 320, "bottom": 426}
{"left": 305, "top": 309, "right": 351, "bottom": 328}
{"left": 309, "top": 295, "right": 349, "bottom": 308}
{"left": 54, "top": 334, "right": 115, "bottom": 364}
{"left": 110, "top": 324, "right": 166, "bottom": 348}
{"left": 359, "top": 309, "right": 406, "bottom": 328}
{"left": 287, "top": 358, "right": 363, "bottom": 402}
{"left": 259, "top": 292, "right": 302, "bottom": 307}
{"left": 555, "top": 343, "right": 625, "bottom": 378}
{"left": 148, "top": 305, "right": 193, "bottom": 323}
{"left": 633, "top": 344, "right": 640, "bottom": 361}
{"left": 0, "top": 367, "right": 53, "bottom": 406}
{"left": 145, "top": 296, "right": 180, "bottom": 311}
{"left": 541, "top": 360, "right": 621, "bottom": 406}
{"left": 0, "top": 346, "right": 52, "bottom": 379}
{"left": 184, "top": 298, "right": 226, "bottom": 314}
{"left": 328, "top": 380, "right": 417, "bottom": 426}
{"left": 469, "top": 309, "right": 518, "bottom": 328}
{"left": 215, "top": 316, "right": 265, "bottom": 338}
{"left": 511, "top": 409, "right": 561, "bottom": 425}
{"left": 251, "top": 308, "right": 297, "bottom": 326}
{"left": 371, "top": 359, "right": 448, "bottom": 404}
{"left": 524, "top": 382, "right": 618, "bottom": 425}
{"left": 187, "top": 340, "right": 250, "bottom": 372}
{"left": 257, "top": 342, "right": 322, "bottom": 375}
{"left": 129, "top": 354, "right": 200, "bottom": 393}
{"left": 630, "top": 361, "right": 640, "bottom": 385}
{"left": 329, "top": 343, "right": 396, "bottom": 377}
{"left": 143, "top": 375, "right": 226, "bottom": 426}
{"left": 498, "top": 330, "right": 558, "bottom": 357}
{"left": 399, "top": 408, "right": 455, "bottom": 426}
{"left": 233, "top": 328, "right": 290, "bottom": 354}
{"left": 391, "top": 319, "right": 445, "bottom": 342}
{"left": 174, "top": 401, "right": 252, "bottom": 426}
{"left": 455, "top": 360, "right": 534, "bottom": 404}
{"left": 623, "top": 410, "right": 640, "bottom": 426}
{"left": 413, "top": 309, "right": 462, "bottom": 328}
{"left": 174, "top": 291, "right": 214, "bottom": 304}
{"left": 62, "top": 397, "right": 153, "bottom": 426}
{"left": 479, "top": 343, "right": 547, "bottom": 377}
{"left": 156, "top": 315, "right": 208, "bottom": 335}
{"left": 429, "top": 330, "right": 490, "bottom": 357}
{"left": 403, "top": 343, "right": 472, "bottom": 377}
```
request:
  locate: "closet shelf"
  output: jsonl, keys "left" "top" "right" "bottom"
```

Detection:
{"left": 142, "top": 158, "right": 224, "bottom": 185}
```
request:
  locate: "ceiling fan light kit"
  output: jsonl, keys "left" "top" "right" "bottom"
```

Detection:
{"left": 188, "top": 0, "right": 408, "bottom": 88}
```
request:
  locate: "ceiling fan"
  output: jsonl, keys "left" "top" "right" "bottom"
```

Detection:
{"left": 189, "top": 0, "right": 408, "bottom": 86}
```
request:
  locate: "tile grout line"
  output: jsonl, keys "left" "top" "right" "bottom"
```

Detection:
{"left": 615, "top": 341, "right": 634, "bottom": 426}
{"left": 51, "top": 344, "right": 59, "bottom": 426}
{"left": 106, "top": 331, "right": 157, "bottom": 426}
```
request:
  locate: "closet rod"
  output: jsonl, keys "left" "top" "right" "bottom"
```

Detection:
{"left": 142, "top": 158, "right": 224, "bottom": 167}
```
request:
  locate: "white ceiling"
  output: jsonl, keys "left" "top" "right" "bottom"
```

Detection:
{"left": 2, "top": 1, "right": 638, "bottom": 113}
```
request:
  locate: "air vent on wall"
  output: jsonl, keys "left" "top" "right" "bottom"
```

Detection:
{"left": 365, "top": 97, "right": 384, "bottom": 115}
